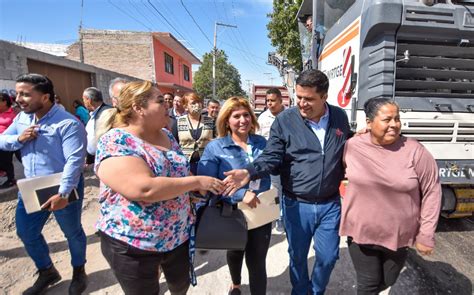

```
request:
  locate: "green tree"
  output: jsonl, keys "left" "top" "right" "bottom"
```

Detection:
{"left": 193, "top": 50, "right": 246, "bottom": 100}
{"left": 267, "top": 0, "right": 303, "bottom": 71}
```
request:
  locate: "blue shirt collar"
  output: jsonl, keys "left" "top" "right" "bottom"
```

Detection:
{"left": 306, "top": 103, "right": 329, "bottom": 125}
{"left": 33, "top": 103, "right": 60, "bottom": 123}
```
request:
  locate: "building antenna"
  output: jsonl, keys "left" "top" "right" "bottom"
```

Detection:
{"left": 79, "top": 0, "right": 84, "bottom": 63}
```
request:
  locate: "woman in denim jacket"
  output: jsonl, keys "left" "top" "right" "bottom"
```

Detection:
{"left": 198, "top": 96, "right": 271, "bottom": 295}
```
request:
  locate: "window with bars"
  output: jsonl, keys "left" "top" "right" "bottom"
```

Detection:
{"left": 164, "top": 52, "right": 174, "bottom": 74}
{"left": 183, "top": 64, "right": 190, "bottom": 81}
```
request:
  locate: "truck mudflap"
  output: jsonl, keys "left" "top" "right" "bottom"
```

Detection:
{"left": 437, "top": 160, "right": 474, "bottom": 218}
{"left": 442, "top": 187, "right": 474, "bottom": 218}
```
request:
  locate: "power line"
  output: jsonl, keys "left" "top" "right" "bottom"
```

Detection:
{"left": 220, "top": 40, "right": 271, "bottom": 63}
{"left": 127, "top": 0, "right": 157, "bottom": 29}
{"left": 227, "top": 0, "right": 270, "bottom": 73}
{"left": 231, "top": 0, "right": 267, "bottom": 71}
{"left": 207, "top": 1, "right": 265, "bottom": 74}
{"left": 146, "top": 0, "right": 188, "bottom": 41}
{"left": 143, "top": 0, "right": 204, "bottom": 58}
{"left": 139, "top": 0, "right": 170, "bottom": 29}
{"left": 107, "top": 0, "right": 152, "bottom": 31}
{"left": 135, "top": 0, "right": 204, "bottom": 59}
{"left": 154, "top": 0, "right": 205, "bottom": 56}
{"left": 226, "top": 2, "right": 262, "bottom": 70}
{"left": 180, "top": 0, "right": 213, "bottom": 46}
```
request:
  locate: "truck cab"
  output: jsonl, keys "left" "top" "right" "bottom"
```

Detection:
{"left": 297, "top": 0, "right": 474, "bottom": 217}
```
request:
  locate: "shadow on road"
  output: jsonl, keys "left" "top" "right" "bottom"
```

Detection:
{"left": 391, "top": 249, "right": 472, "bottom": 295}
{"left": 193, "top": 232, "right": 288, "bottom": 279}
{"left": 47, "top": 270, "right": 169, "bottom": 294}
{"left": 264, "top": 248, "right": 357, "bottom": 295}
{"left": 436, "top": 216, "right": 474, "bottom": 233}
{"left": 46, "top": 268, "right": 117, "bottom": 294}
{"left": 0, "top": 232, "right": 100, "bottom": 259}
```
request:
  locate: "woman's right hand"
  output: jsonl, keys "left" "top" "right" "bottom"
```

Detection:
{"left": 243, "top": 190, "right": 260, "bottom": 209}
{"left": 415, "top": 242, "right": 434, "bottom": 256}
{"left": 196, "top": 176, "right": 225, "bottom": 195}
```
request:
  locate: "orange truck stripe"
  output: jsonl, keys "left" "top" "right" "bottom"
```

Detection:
{"left": 319, "top": 20, "right": 360, "bottom": 61}
{"left": 323, "top": 20, "right": 359, "bottom": 49}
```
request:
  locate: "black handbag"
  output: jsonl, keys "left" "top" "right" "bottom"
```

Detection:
{"left": 195, "top": 197, "right": 248, "bottom": 250}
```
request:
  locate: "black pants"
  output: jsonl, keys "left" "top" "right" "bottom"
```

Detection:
{"left": 348, "top": 238, "right": 408, "bottom": 295}
{"left": 100, "top": 232, "right": 190, "bottom": 295}
{"left": 0, "top": 150, "right": 14, "bottom": 181}
{"left": 227, "top": 222, "right": 272, "bottom": 295}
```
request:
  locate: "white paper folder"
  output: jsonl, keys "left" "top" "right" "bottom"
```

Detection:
{"left": 238, "top": 188, "right": 280, "bottom": 230}
{"left": 17, "top": 172, "right": 78, "bottom": 214}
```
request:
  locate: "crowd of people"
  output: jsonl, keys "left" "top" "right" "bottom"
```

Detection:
{"left": 0, "top": 69, "right": 441, "bottom": 295}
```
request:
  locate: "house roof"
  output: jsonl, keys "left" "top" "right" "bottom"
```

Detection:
{"left": 19, "top": 42, "right": 69, "bottom": 57}
{"left": 156, "top": 82, "right": 193, "bottom": 93}
{"left": 152, "top": 32, "right": 201, "bottom": 65}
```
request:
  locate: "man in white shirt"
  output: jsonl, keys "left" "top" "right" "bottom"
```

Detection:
{"left": 82, "top": 87, "right": 111, "bottom": 164}
{"left": 257, "top": 87, "right": 286, "bottom": 232}
{"left": 258, "top": 88, "right": 285, "bottom": 139}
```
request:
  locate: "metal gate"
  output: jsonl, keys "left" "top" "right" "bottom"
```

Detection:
{"left": 27, "top": 59, "right": 93, "bottom": 113}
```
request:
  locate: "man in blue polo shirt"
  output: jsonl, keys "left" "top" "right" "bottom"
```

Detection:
{"left": 0, "top": 74, "right": 88, "bottom": 295}
{"left": 224, "top": 69, "right": 351, "bottom": 295}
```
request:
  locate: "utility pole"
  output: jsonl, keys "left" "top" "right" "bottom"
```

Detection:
{"left": 245, "top": 79, "right": 252, "bottom": 96}
{"left": 79, "top": 0, "right": 84, "bottom": 63}
{"left": 263, "top": 72, "right": 273, "bottom": 85}
{"left": 213, "top": 22, "right": 237, "bottom": 100}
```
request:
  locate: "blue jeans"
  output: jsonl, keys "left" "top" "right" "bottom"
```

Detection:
{"left": 16, "top": 177, "right": 87, "bottom": 270}
{"left": 283, "top": 195, "right": 341, "bottom": 295}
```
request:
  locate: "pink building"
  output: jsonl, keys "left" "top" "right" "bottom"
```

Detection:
{"left": 67, "top": 30, "right": 201, "bottom": 95}
{"left": 152, "top": 32, "right": 200, "bottom": 94}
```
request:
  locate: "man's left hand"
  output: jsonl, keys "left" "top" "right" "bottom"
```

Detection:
{"left": 41, "top": 194, "right": 68, "bottom": 211}
{"left": 223, "top": 169, "right": 250, "bottom": 196}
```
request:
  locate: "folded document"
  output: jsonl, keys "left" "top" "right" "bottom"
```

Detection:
{"left": 238, "top": 188, "right": 280, "bottom": 230}
{"left": 17, "top": 172, "right": 78, "bottom": 214}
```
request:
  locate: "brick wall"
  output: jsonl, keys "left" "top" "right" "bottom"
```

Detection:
{"left": 66, "top": 30, "right": 154, "bottom": 81}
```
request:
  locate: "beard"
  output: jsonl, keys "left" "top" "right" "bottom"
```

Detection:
{"left": 21, "top": 103, "right": 43, "bottom": 114}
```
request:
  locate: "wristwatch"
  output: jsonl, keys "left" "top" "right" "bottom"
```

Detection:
{"left": 59, "top": 193, "right": 69, "bottom": 200}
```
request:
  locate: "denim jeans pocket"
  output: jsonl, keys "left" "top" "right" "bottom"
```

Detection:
{"left": 283, "top": 195, "right": 298, "bottom": 209}
{"left": 320, "top": 200, "right": 341, "bottom": 230}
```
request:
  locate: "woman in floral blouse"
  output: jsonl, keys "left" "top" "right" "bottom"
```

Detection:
{"left": 94, "top": 80, "right": 224, "bottom": 295}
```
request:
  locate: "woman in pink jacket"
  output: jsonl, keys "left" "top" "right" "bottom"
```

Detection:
{"left": 340, "top": 97, "right": 441, "bottom": 295}
{"left": 0, "top": 93, "right": 18, "bottom": 188}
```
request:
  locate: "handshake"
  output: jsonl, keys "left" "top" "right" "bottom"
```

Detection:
{"left": 196, "top": 169, "right": 251, "bottom": 197}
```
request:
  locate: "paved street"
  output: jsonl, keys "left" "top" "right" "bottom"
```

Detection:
{"left": 0, "top": 160, "right": 472, "bottom": 294}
